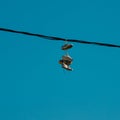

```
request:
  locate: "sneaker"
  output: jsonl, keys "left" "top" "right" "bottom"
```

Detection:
{"left": 62, "top": 63, "right": 73, "bottom": 71}
{"left": 63, "top": 60, "right": 72, "bottom": 65}
{"left": 62, "top": 55, "right": 73, "bottom": 61}
{"left": 61, "top": 44, "right": 73, "bottom": 50}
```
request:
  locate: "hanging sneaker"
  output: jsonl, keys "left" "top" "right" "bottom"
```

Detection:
{"left": 64, "top": 60, "right": 72, "bottom": 65}
{"left": 61, "top": 44, "right": 73, "bottom": 50}
{"left": 62, "top": 63, "right": 73, "bottom": 71}
{"left": 59, "top": 59, "right": 72, "bottom": 66}
{"left": 62, "top": 54, "right": 73, "bottom": 61}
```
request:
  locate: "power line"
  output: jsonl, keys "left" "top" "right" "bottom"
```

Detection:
{"left": 0, "top": 27, "right": 120, "bottom": 48}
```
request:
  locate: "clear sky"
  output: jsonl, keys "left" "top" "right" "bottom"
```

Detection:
{"left": 0, "top": 0, "right": 120, "bottom": 120}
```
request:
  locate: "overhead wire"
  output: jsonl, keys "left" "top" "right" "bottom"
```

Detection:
{"left": 0, "top": 27, "right": 120, "bottom": 48}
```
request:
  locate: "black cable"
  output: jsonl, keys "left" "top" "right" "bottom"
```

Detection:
{"left": 0, "top": 27, "right": 120, "bottom": 48}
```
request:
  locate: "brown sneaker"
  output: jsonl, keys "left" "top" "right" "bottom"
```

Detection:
{"left": 62, "top": 55, "right": 73, "bottom": 61}
{"left": 62, "top": 63, "right": 73, "bottom": 71}
{"left": 61, "top": 44, "right": 73, "bottom": 50}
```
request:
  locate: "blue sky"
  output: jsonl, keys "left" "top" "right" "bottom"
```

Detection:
{"left": 0, "top": 0, "right": 120, "bottom": 120}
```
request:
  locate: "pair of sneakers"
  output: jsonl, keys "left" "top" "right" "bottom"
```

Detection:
{"left": 59, "top": 55, "right": 73, "bottom": 71}
{"left": 59, "top": 43, "right": 73, "bottom": 71}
